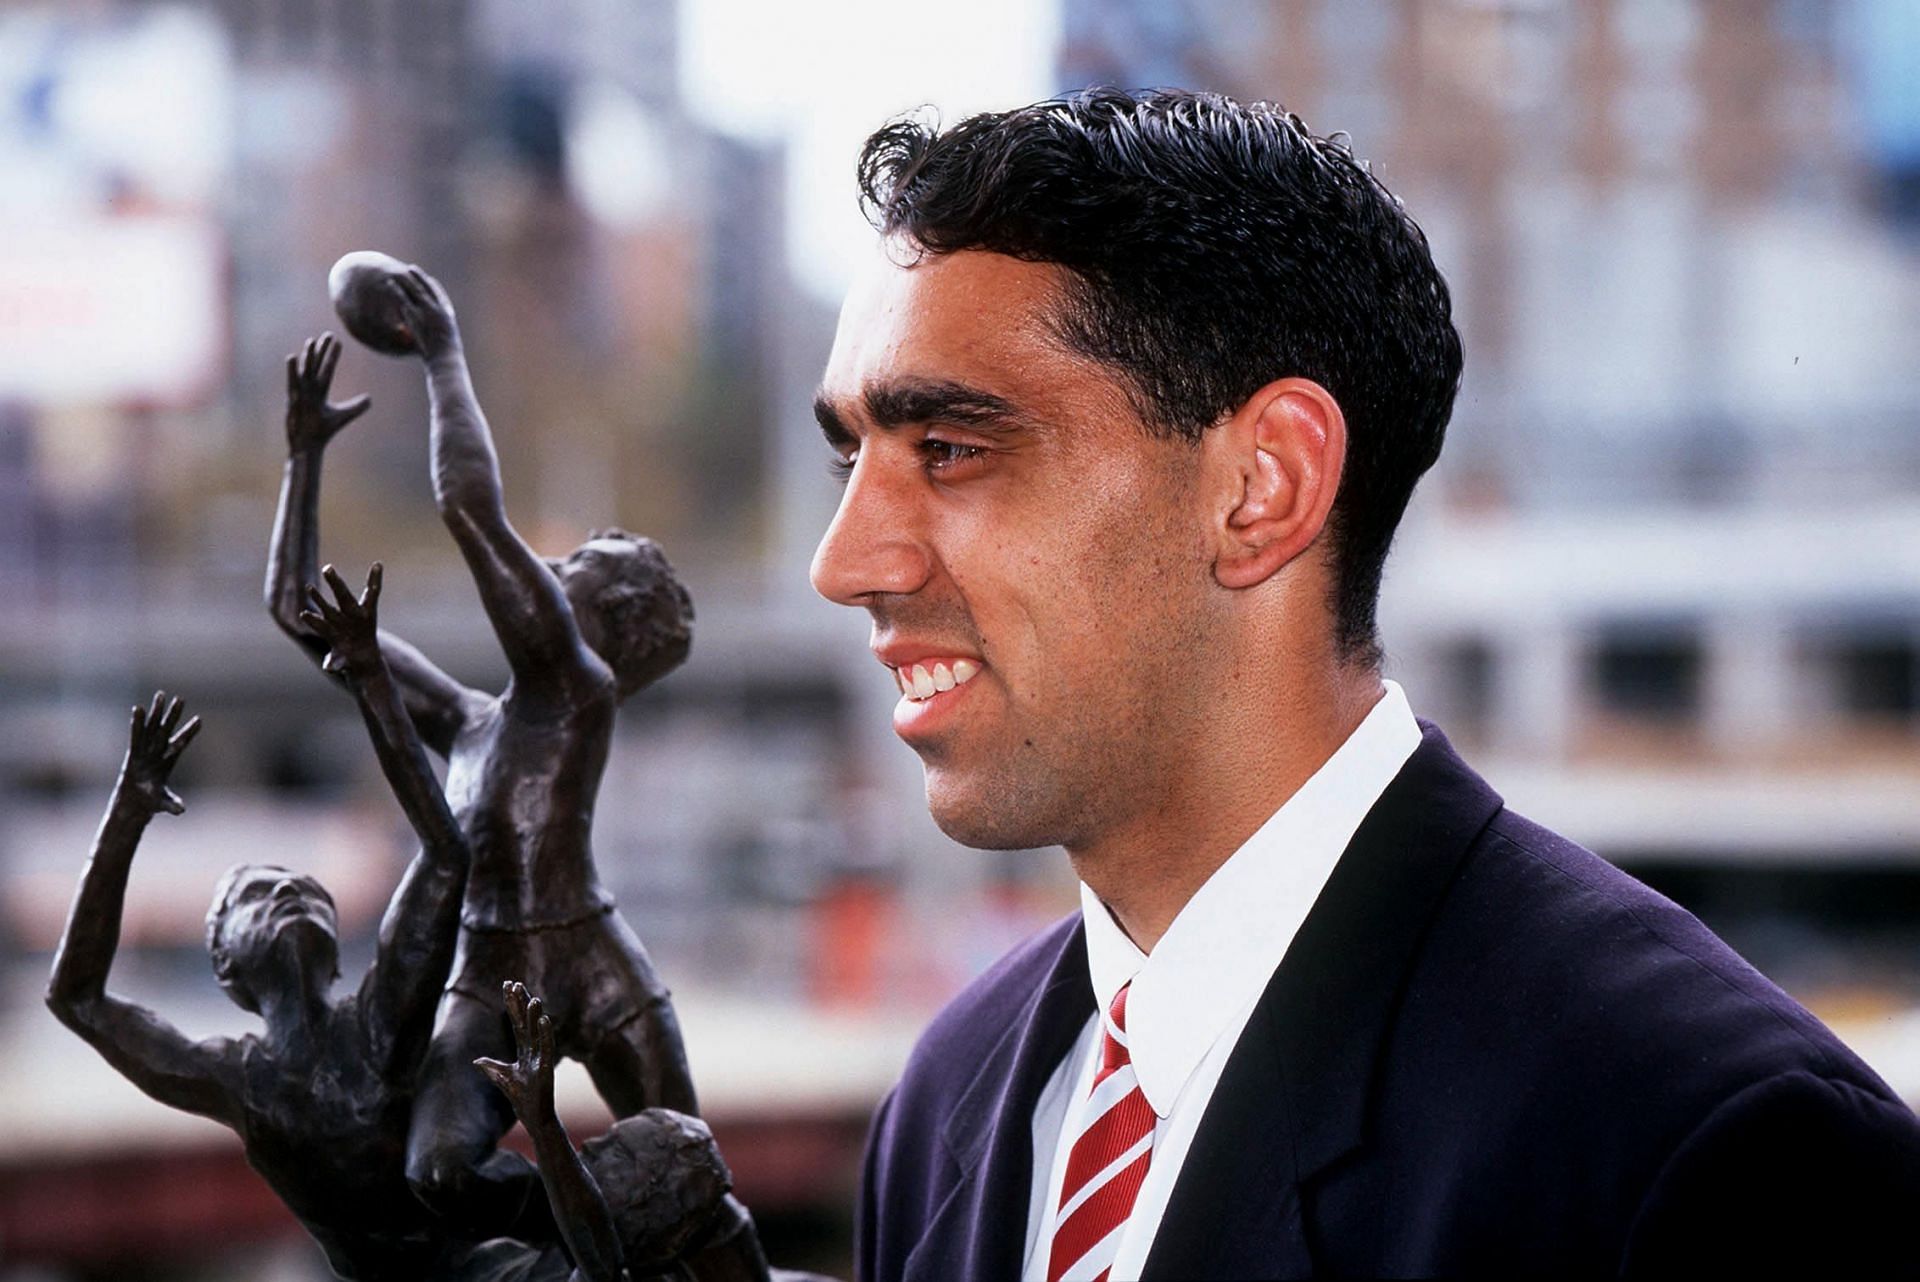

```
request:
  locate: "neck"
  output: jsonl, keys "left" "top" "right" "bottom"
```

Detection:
{"left": 1067, "top": 655, "right": 1384, "bottom": 954}
{"left": 257, "top": 974, "right": 329, "bottom": 1056}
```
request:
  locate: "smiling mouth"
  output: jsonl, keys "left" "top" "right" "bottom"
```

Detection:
{"left": 892, "top": 659, "right": 981, "bottom": 702}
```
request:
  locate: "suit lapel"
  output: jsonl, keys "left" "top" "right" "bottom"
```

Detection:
{"left": 1145, "top": 724, "right": 1504, "bottom": 1279}
{"left": 903, "top": 919, "right": 1094, "bottom": 1282}
{"left": 1144, "top": 990, "right": 1311, "bottom": 1279}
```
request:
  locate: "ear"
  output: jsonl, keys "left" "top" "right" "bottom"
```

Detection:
{"left": 1210, "top": 377, "right": 1345, "bottom": 590}
{"left": 209, "top": 947, "right": 256, "bottom": 1012}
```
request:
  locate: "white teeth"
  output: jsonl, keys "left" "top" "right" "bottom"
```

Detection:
{"left": 893, "top": 659, "right": 981, "bottom": 702}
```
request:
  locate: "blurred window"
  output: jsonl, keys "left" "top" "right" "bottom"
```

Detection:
{"left": 1438, "top": 636, "right": 1496, "bottom": 739}
{"left": 1591, "top": 626, "right": 1704, "bottom": 719}
{"left": 1830, "top": 635, "right": 1919, "bottom": 720}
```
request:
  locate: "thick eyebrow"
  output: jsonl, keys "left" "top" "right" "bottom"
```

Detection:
{"left": 865, "top": 379, "right": 1029, "bottom": 432}
{"left": 813, "top": 393, "right": 855, "bottom": 449}
{"left": 813, "top": 378, "right": 1040, "bottom": 449}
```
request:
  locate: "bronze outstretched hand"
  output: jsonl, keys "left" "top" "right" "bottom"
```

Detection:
{"left": 475, "top": 980, "right": 559, "bottom": 1129}
{"left": 121, "top": 691, "right": 201, "bottom": 818}
{"left": 285, "top": 332, "right": 371, "bottom": 455}
{"left": 476, "top": 979, "right": 633, "bottom": 1282}
{"left": 300, "top": 562, "right": 385, "bottom": 678}
{"left": 386, "top": 267, "right": 460, "bottom": 361}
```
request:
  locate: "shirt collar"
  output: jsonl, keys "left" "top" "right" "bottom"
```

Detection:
{"left": 1079, "top": 680, "right": 1422, "bottom": 1116}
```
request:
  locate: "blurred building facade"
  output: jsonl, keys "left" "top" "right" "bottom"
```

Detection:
{"left": 3, "top": 0, "right": 1920, "bottom": 1277}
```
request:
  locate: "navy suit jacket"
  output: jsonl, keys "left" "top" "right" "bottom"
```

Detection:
{"left": 856, "top": 725, "right": 1920, "bottom": 1279}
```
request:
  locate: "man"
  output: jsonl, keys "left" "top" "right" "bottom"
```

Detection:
{"left": 810, "top": 89, "right": 1920, "bottom": 1280}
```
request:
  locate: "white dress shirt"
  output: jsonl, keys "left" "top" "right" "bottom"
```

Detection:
{"left": 1021, "top": 681, "right": 1422, "bottom": 1282}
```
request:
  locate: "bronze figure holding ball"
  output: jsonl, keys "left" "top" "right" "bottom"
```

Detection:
{"left": 49, "top": 256, "right": 793, "bottom": 1279}
{"left": 269, "top": 264, "right": 709, "bottom": 1243}
{"left": 267, "top": 256, "right": 770, "bottom": 1276}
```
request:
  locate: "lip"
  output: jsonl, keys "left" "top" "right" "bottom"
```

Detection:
{"left": 871, "top": 638, "right": 987, "bottom": 743}
{"left": 871, "top": 640, "right": 984, "bottom": 671}
{"left": 267, "top": 897, "right": 325, "bottom": 923}
{"left": 891, "top": 664, "right": 979, "bottom": 742}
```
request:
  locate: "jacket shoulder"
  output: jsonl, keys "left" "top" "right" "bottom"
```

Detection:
{"left": 901, "top": 911, "right": 1082, "bottom": 1091}
{"left": 1476, "top": 807, "right": 1866, "bottom": 1083}
{"left": 1331, "top": 803, "right": 1920, "bottom": 1272}
{"left": 857, "top": 913, "right": 1081, "bottom": 1282}
{"left": 1621, "top": 1068, "right": 1920, "bottom": 1273}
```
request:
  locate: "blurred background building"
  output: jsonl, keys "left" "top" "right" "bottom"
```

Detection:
{"left": 1, "top": 0, "right": 1917, "bottom": 1277}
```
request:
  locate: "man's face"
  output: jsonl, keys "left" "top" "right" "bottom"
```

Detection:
{"left": 811, "top": 247, "right": 1221, "bottom": 851}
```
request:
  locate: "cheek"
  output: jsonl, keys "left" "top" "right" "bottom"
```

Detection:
{"left": 976, "top": 524, "right": 1182, "bottom": 701}
{"left": 941, "top": 450, "right": 1209, "bottom": 691}
{"left": 941, "top": 525, "right": 1054, "bottom": 691}
{"left": 1055, "top": 498, "right": 1210, "bottom": 695}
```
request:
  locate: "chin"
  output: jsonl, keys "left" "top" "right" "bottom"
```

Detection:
{"left": 925, "top": 769, "right": 1062, "bottom": 852}
{"left": 273, "top": 916, "right": 339, "bottom": 969}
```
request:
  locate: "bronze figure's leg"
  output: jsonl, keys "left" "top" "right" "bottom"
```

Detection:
{"left": 578, "top": 917, "right": 700, "bottom": 1119}
{"left": 582, "top": 1006, "right": 699, "bottom": 1120}
{"left": 406, "top": 989, "right": 555, "bottom": 1242}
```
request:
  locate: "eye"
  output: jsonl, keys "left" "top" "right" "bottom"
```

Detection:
{"left": 919, "top": 438, "right": 986, "bottom": 473}
{"left": 827, "top": 450, "right": 856, "bottom": 483}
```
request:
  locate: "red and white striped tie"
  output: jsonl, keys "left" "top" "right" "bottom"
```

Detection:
{"left": 1046, "top": 981, "right": 1155, "bottom": 1282}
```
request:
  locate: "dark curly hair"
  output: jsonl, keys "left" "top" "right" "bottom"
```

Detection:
{"left": 856, "top": 88, "right": 1462, "bottom": 663}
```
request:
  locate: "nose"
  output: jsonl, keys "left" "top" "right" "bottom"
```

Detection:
{"left": 810, "top": 454, "right": 934, "bottom": 606}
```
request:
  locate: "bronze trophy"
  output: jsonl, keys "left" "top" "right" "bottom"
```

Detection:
{"left": 48, "top": 256, "right": 816, "bottom": 1281}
